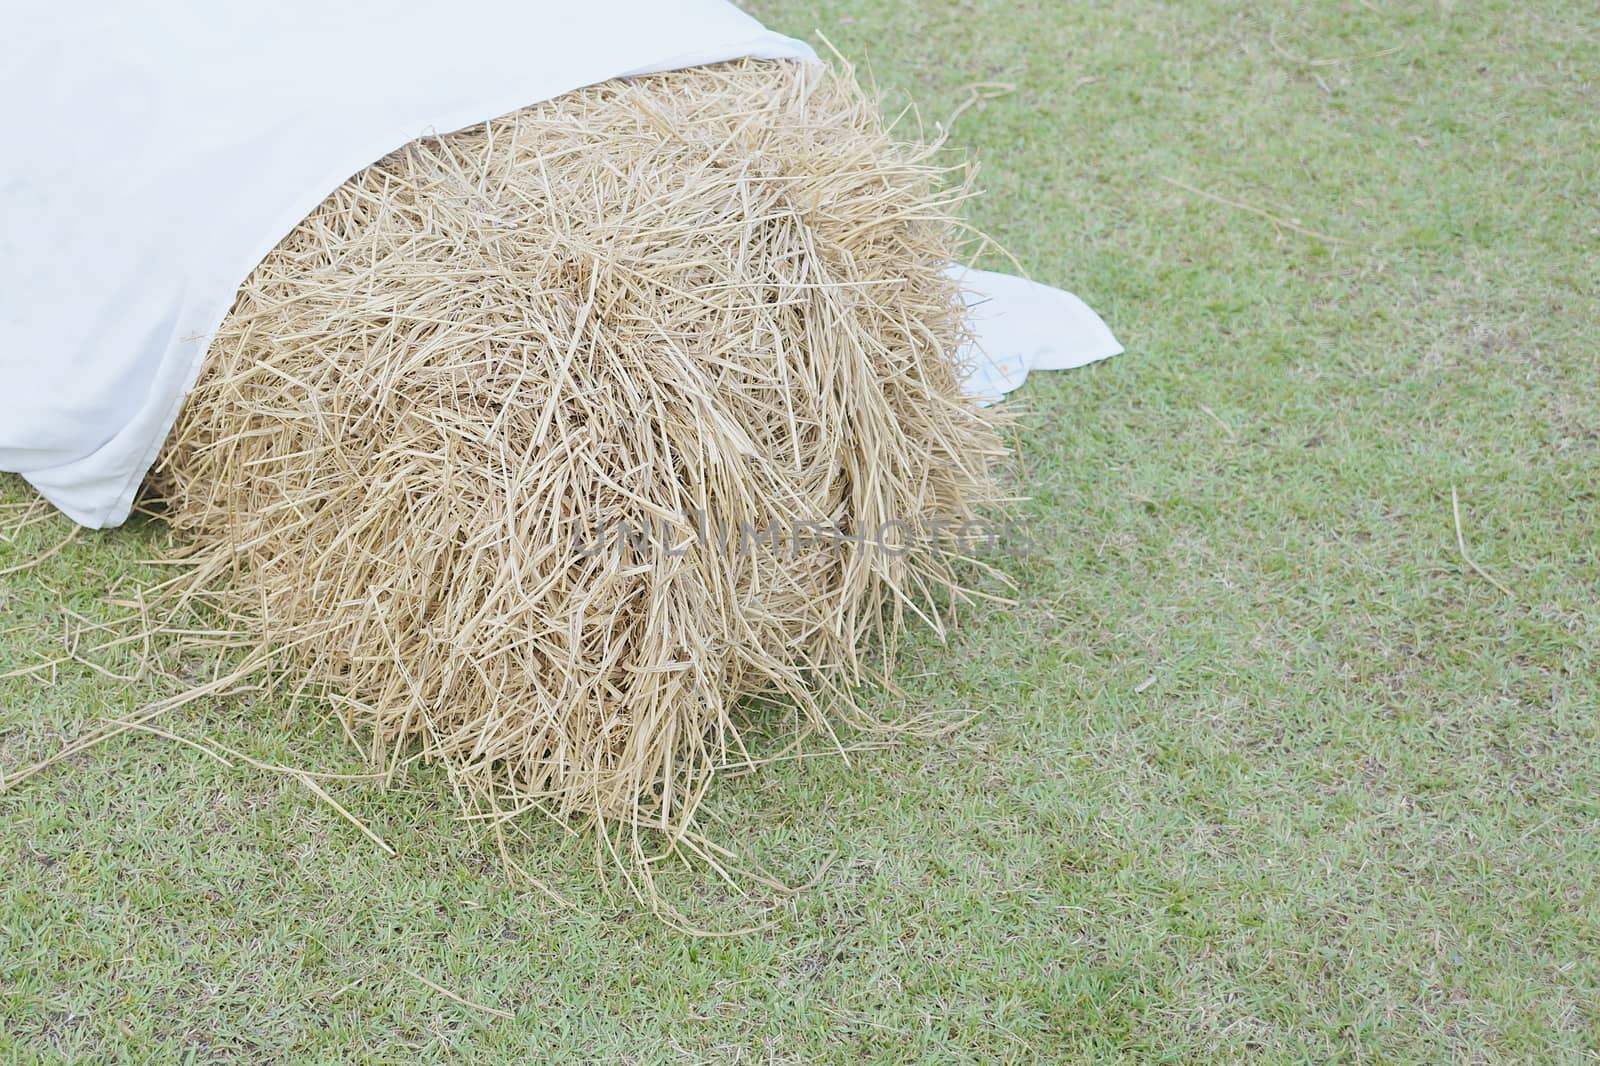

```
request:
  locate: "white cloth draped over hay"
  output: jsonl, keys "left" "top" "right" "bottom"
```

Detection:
{"left": 1, "top": 0, "right": 1121, "bottom": 529}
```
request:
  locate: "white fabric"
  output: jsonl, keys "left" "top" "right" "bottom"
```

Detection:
{"left": 955, "top": 268, "right": 1124, "bottom": 402}
{"left": 2, "top": 1, "right": 1120, "bottom": 529}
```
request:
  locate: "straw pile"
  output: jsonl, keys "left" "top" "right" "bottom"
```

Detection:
{"left": 150, "top": 59, "right": 1004, "bottom": 867}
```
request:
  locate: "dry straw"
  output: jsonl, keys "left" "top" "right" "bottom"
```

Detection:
{"left": 129, "top": 59, "right": 1006, "bottom": 885}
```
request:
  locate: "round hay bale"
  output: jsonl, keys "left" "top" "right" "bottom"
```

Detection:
{"left": 152, "top": 59, "right": 1004, "bottom": 858}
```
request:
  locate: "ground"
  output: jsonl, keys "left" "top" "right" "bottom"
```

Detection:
{"left": 2, "top": 0, "right": 1597, "bottom": 1061}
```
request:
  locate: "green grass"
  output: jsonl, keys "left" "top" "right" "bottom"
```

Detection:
{"left": 3, "top": 0, "right": 1598, "bottom": 1060}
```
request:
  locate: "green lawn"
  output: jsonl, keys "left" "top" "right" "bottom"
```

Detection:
{"left": 4, "top": 0, "right": 1598, "bottom": 1060}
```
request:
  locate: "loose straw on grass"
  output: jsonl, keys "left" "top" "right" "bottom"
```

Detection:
{"left": 403, "top": 969, "right": 515, "bottom": 1020}
{"left": 1451, "top": 485, "right": 1515, "bottom": 599}
{"left": 1161, "top": 176, "right": 1356, "bottom": 246}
